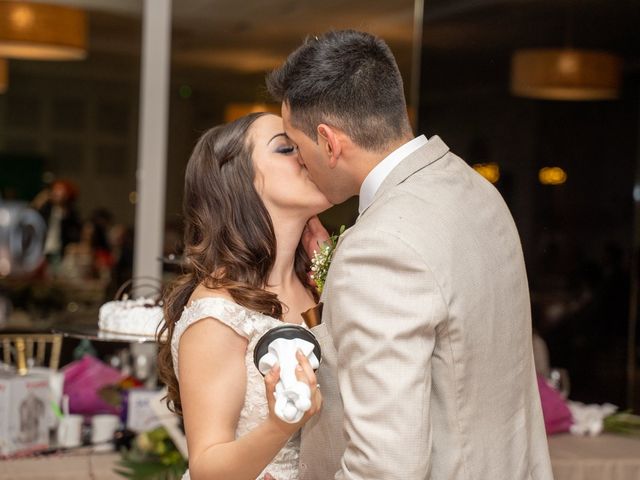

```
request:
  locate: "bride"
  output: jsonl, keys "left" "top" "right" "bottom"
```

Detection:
{"left": 157, "top": 112, "right": 330, "bottom": 479}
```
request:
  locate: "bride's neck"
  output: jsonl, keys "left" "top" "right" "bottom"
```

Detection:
{"left": 266, "top": 212, "right": 306, "bottom": 293}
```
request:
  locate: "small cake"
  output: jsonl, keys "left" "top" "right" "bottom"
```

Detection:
{"left": 98, "top": 297, "right": 164, "bottom": 337}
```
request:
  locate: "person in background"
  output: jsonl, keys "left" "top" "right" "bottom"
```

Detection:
{"left": 90, "top": 208, "right": 115, "bottom": 280}
{"left": 32, "top": 180, "right": 81, "bottom": 274}
{"left": 106, "top": 224, "right": 134, "bottom": 298}
{"left": 59, "top": 221, "right": 98, "bottom": 281}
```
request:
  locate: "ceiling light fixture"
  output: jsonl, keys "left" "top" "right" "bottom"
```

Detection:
{"left": 0, "top": 59, "right": 7, "bottom": 94}
{"left": 511, "top": 49, "right": 621, "bottom": 100}
{"left": 473, "top": 162, "right": 500, "bottom": 184}
{"left": 511, "top": 2, "right": 621, "bottom": 101}
{"left": 539, "top": 167, "right": 567, "bottom": 185}
{"left": 0, "top": 2, "right": 87, "bottom": 61}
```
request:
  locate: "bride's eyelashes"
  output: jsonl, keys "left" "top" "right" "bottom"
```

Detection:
{"left": 275, "top": 144, "right": 298, "bottom": 155}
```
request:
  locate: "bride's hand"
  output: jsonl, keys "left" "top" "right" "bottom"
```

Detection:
{"left": 264, "top": 350, "right": 322, "bottom": 436}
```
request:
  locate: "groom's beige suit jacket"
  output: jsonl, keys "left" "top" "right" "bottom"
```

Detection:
{"left": 299, "top": 137, "right": 553, "bottom": 479}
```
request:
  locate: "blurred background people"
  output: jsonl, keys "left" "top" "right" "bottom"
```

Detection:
{"left": 31, "top": 180, "right": 81, "bottom": 275}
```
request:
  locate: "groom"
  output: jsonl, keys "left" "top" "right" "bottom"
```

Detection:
{"left": 267, "top": 30, "right": 553, "bottom": 479}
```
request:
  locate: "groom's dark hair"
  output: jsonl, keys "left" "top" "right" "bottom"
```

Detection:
{"left": 266, "top": 30, "right": 412, "bottom": 152}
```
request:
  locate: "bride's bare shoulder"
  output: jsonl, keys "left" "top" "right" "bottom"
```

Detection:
{"left": 186, "top": 283, "right": 235, "bottom": 307}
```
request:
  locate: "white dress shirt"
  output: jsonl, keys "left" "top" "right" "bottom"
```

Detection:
{"left": 358, "top": 135, "right": 428, "bottom": 214}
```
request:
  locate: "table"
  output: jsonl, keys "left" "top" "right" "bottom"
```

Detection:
{"left": 549, "top": 433, "right": 640, "bottom": 480}
{"left": 53, "top": 322, "right": 156, "bottom": 343}
{"left": 1, "top": 448, "right": 121, "bottom": 480}
{"left": 4, "top": 433, "right": 640, "bottom": 479}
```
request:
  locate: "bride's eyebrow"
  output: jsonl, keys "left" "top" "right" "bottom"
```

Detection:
{"left": 267, "top": 133, "right": 287, "bottom": 145}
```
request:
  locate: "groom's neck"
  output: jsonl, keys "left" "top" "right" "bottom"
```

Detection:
{"left": 351, "top": 133, "right": 415, "bottom": 191}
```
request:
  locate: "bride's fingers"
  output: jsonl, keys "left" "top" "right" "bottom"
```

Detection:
{"left": 294, "top": 367, "right": 322, "bottom": 416}
{"left": 295, "top": 350, "right": 317, "bottom": 388}
{"left": 264, "top": 364, "right": 280, "bottom": 403}
{"left": 295, "top": 351, "right": 322, "bottom": 413}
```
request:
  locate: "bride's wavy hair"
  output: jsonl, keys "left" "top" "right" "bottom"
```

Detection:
{"left": 157, "top": 112, "right": 312, "bottom": 415}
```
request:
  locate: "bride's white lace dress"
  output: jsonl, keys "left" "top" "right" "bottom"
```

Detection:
{"left": 171, "top": 297, "right": 301, "bottom": 480}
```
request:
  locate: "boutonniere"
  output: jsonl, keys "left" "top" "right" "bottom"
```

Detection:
{"left": 302, "top": 225, "right": 345, "bottom": 328}
{"left": 310, "top": 225, "right": 346, "bottom": 295}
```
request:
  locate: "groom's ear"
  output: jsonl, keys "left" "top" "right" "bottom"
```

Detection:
{"left": 317, "top": 124, "right": 341, "bottom": 169}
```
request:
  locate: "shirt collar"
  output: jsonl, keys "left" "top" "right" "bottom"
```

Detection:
{"left": 358, "top": 135, "right": 428, "bottom": 214}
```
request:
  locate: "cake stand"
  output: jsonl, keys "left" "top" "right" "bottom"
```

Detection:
{"left": 52, "top": 323, "right": 156, "bottom": 344}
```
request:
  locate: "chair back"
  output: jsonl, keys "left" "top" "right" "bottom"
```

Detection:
{"left": 0, "top": 334, "right": 62, "bottom": 375}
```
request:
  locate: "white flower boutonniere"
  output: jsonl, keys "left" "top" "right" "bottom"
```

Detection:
{"left": 302, "top": 225, "right": 346, "bottom": 328}
{"left": 310, "top": 225, "right": 345, "bottom": 295}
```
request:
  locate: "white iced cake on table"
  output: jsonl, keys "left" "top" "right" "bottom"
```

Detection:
{"left": 98, "top": 298, "right": 163, "bottom": 337}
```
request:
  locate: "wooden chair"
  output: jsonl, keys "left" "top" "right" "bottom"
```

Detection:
{"left": 0, "top": 334, "right": 62, "bottom": 375}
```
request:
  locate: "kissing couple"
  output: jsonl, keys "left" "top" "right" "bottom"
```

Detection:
{"left": 157, "top": 29, "right": 553, "bottom": 480}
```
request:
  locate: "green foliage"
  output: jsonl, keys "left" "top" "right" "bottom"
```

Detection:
{"left": 603, "top": 411, "right": 640, "bottom": 437}
{"left": 115, "top": 427, "right": 187, "bottom": 480}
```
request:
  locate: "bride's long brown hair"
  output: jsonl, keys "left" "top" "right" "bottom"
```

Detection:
{"left": 157, "top": 112, "right": 312, "bottom": 415}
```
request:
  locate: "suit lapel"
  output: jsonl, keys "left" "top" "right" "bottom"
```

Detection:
{"left": 319, "top": 226, "right": 353, "bottom": 305}
{"left": 358, "top": 135, "right": 450, "bottom": 219}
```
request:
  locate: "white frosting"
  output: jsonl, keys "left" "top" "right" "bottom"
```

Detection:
{"left": 98, "top": 298, "right": 164, "bottom": 337}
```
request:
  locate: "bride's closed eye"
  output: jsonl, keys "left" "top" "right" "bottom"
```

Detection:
{"left": 275, "top": 144, "right": 298, "bottom": 155}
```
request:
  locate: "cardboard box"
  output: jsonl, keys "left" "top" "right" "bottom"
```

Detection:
{"left": 126, "top": 389, "right": 163, "bottom": 433}
{"left": 0, "top": 372, "right": 51, "bottom": 456}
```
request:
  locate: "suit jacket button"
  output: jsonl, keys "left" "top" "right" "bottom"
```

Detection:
{"left": 301, "top": 463, "right": 307, "bottom": 470}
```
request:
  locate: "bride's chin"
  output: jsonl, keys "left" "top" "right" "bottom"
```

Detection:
{"left": 301, "top": 200, "right": 332, "bottom": 218}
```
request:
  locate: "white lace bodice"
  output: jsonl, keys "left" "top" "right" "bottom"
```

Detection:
{"left": 171, "top": 297, "right": 301, "bottom": 480}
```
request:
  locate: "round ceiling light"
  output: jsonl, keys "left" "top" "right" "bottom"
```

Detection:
{"left": 0, "top": 59, "right": 7, "bottom": 93}
{"left": 0, "top": 2, "right": 87, "bottom": 61}
{"left": 511, "top": 49, "right": 622, "bottom": 101}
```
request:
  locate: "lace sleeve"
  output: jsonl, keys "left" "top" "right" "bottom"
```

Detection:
{"left": 171, "top": 297, "right": 255, "bottom": 379}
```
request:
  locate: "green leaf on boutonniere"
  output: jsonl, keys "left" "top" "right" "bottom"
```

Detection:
{"left": 310, "top": 225, "right": 346, "bottom": 295}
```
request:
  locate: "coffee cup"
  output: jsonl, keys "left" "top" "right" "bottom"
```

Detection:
{"left": 91, "top": 414, "right": 120, "bottom": 452}
{"left": 57, "top": 414, "right": 83, "bottom": 448}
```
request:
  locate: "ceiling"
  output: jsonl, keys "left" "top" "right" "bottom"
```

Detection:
{"left": 422, "top": 0, "right": 640, "bottom": 56}
{"left": 417, "top": 0, "right": 640, "bottom": 96}
{"left": 11, "top": 0, "right": 415, "bottom": 99}
{"left": 27, "top": 0, "right": 415, "bottom": 71}
{"left": 8, "top": 0, "right": 639, "bottom": 99}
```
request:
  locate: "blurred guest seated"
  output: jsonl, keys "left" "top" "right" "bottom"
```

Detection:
{"left": 60, "top": 218, "right": 114, "bottom": 284}
{"left": 59, "top": 222, "right": 97, "bottom": 281}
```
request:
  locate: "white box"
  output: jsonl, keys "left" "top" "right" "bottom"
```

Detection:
{"left": 0, "top": 372, "right": 51, "bottom": 456}
{"left": 149, "top": 388, "right": 187, "bottom": 458}
{"left": 127, "top": 389, "right": 163, "bottom": 433}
